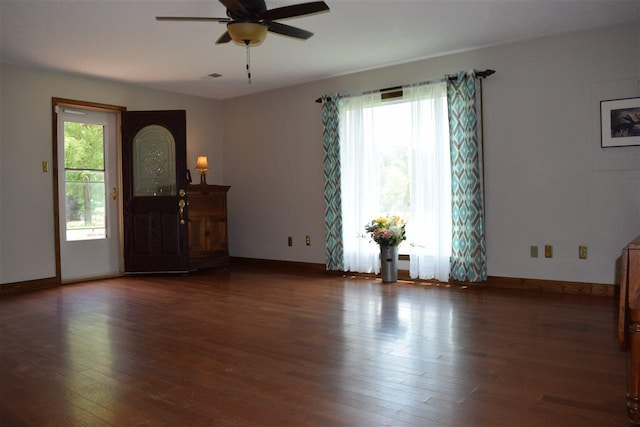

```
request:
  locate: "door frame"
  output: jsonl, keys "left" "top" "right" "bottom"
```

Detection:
{"left": 51, "top": 98, "right": 127, "bottom": 284}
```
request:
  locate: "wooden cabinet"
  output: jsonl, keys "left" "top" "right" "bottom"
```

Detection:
{"left": 188, "top": 184, "right": 230, "bottom": 269}
{"left": 620, "top": 235, "right": 640, "bottom": 424}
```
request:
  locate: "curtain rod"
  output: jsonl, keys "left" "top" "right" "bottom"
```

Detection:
{"left": 315, "top": 69, "right": 495, "bottom": 103}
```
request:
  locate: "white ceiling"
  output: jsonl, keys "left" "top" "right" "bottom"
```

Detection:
{"left": 1, "top": 0, "right": 639, "bottom": 100}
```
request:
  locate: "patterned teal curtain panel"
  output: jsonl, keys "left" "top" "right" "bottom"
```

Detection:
{"left": 321, "top": 94, "right": 344, "bottom": 271}
{"left": 446, "top": 70, "right": 487, "bottom": 282}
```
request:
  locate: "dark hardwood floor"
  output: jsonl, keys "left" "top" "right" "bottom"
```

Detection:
{"left": 0, "top": 267, "right": 628, "bottom": 426}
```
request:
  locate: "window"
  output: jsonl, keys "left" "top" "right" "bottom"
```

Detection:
{"left": 339, "top": 82, "right": 452, "bottom": 281}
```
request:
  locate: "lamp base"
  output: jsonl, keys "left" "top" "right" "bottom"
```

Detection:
{"left": 200, "top": 173, "right": 207, "bottom": 185}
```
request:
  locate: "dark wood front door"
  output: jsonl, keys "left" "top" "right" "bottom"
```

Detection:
{"left": 122, "top": 110, "right": 189, "bottom": 273}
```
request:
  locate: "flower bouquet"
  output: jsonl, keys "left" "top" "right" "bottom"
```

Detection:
{"left": 364, "top": 215, "right": 407, "bottom": 247}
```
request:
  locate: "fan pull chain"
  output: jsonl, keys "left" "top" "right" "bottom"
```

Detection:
{"left": 245, "top": 41, "right": 252, "bottom": 84}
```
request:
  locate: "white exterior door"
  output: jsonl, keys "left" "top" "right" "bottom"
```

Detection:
{"left": 57, "top": 107, "right": 120, "bottom": 281}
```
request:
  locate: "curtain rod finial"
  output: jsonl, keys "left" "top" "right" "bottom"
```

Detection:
{"left": 478, "top": 69, "right": 495, "bottom": 78}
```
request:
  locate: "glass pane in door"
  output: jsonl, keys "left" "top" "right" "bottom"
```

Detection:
{"left": 64, "top": 122, "right": 106, "bottom": 241}
{"left": 132, "top": 125, "right": 176, "bottom": 196}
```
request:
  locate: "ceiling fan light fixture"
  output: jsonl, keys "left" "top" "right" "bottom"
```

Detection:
{"left": 227, "top": 22, "right": 268, "bottom": 45}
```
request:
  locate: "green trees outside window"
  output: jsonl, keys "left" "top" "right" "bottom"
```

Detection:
{"left": 64, "top": 122, "right": 106, "bottom": 240}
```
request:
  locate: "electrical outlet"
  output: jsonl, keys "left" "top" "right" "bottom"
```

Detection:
{"left": 579, "top": 245, "right": 588, "bottom": 259}
{"left": 287, "top": 236, "right": 292, "bottom": 247}
{"left": 306, "top": 235, "right": 311, "bottom": 246}
{"left": 530, "top": 245, "right": 538, "bottom": 258}
{"left": 544, "top": 245, "right": 553, "bottom": 258}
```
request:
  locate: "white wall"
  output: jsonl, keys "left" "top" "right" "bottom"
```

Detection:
{"left": 223, "top": 23, "right": 640, "bottom": 284}
{"left": 0, "top": 64, "right": 223, "bottom": 284}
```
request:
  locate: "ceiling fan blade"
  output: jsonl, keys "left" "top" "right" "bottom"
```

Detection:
{"left": 267, "top": 21, "right": 313, "bottom": 40}
{"left": 216, "top": 31, "right": 232, "bottom": 44}
{"left": 156, "top": 16, "right": 228, "bottom": 22}
{"left": 218, "top": 0, "right": 250, "bottom": 17}
{"left": 260, "top": 1, "right": 329, "bottom": 21}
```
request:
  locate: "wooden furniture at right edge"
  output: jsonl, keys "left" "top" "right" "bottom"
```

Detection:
{"left": 620, "top": 235, "right": 640, "bottom": 424}
{"left": 188, "top": 184, "right": 230, "bottom": 270}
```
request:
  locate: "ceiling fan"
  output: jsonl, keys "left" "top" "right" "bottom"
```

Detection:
{"left": 156, "top": 0, "right": 330, "bottom": 46}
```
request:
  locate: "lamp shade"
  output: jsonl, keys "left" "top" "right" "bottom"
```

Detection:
{"left": 195, "top": 156, "right": 209, "bottom": 172}
{"left": 227, "top": 22, "right": 268, "bottom": 45}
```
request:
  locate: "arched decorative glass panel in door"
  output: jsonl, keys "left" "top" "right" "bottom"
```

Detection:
{"left": 132, "top": 125, "right": 176, "bottom": 196}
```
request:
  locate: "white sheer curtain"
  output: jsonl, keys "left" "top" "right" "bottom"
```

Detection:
{"left": 404, "top": 83, "right": 451, "bottom": 281}
{"left": 340, "top": 93, "right": 382, "bottom": 273}
{"left": 339, "top": 82, "right": 452, "bottom": 280}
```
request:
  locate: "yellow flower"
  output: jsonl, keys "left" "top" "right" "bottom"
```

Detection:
{"left": 376, "top": 216, "right": 390, "bottom": 228}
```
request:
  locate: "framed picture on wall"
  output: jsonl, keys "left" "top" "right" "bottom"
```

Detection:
{"left": 601, "top": 97, "right": 640, "bottom": 147}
